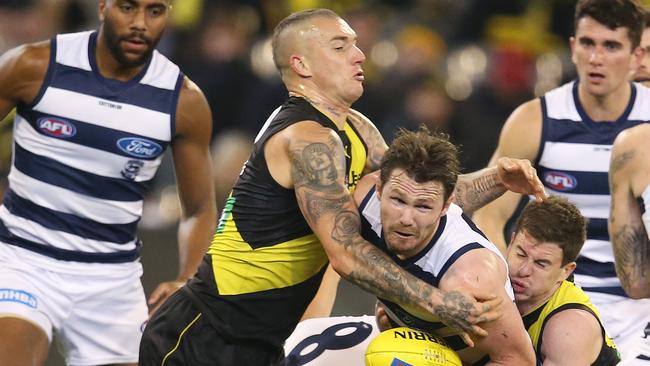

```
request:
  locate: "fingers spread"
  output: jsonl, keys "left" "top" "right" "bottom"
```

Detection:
{"left": 460, "top": 332, "right": 475, "bottom": 347}
{"left": 471, "top": 324, "right": 488, "bottom": 338}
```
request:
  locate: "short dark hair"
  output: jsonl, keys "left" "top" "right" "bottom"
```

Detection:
{"left": 514, "top": 196, "right": 587, "bottom": 266}
{"left": 271, "top": 8, "right": 340, "bottom": 72}
{"left": 379, "top": 127, "right": 459, "bottom": 201}
{"left": 644, "top": 10, "right": 650, "bottom": 29}
{"left": 574, "top": 0, "right": 645, "bottom": 49}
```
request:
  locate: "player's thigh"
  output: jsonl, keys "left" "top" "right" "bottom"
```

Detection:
{"left": 139, "top": 289, "right": 211, "bottom": 366}
{"left": 0, "top": 317, "right": 49, "bottom": 366}
{"left": 58, "top": 269, "right": 148, "bottom": 366}
{"left": 140, "top": 289, "right": 284, "bottom": 366}
{"left": 0, "top": 247, "right": 61, "bottom": 365}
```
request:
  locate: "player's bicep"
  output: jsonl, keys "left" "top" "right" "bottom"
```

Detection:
{"left": 609, "top": 136, "right": 640, "bottom": 227}
{"left": 172, "top": 78, "right": 215, "bottom": 214}
{"left": 441, "top": 252, "right": 533, "bottom": 362}
{"left": 472, "top": 101, "right": 541, "bottom": 247}
{"left": 540, "top": 311, "right": 602, "bottom": 366}
{"left": 608, "top": 140, "right": 650, "bottom": 296}
{"left": 290, "top": 130, "right": 363, "bottom": 254}
{"left": 491, "top": 100, "right": 542, "bottom": 164}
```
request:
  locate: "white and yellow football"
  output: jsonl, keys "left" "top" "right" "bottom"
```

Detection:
{"left": 365, "top": 327, "right": 462, "bottom": 366}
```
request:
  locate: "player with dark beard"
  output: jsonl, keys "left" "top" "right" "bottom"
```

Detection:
{"left": 0, "top": 1, "right": 216, "bottom": 365}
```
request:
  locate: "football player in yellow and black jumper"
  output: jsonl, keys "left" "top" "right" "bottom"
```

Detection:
{"left": 139, "top": 8, "right": 547, "bottom": 365}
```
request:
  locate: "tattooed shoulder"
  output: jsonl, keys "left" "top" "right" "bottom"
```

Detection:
{"left": 611, "top": 150, "right": 635, "bottom": 175}
{"left": 347, "top": 111, "right": 387, "bottom": 172}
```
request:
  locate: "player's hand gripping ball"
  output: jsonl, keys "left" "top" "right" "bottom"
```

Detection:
{"left": 365, "top": 327, "right": 462, "bottom": 366}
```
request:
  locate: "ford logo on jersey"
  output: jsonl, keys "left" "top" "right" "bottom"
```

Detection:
{"left": 117, "top": 137, "right": 163, "bottom": 158}
{"left": 544, "top": 171, "right": 577, "bottom": 191}
{"left": 37, "top": 117, "right": 76, "bottom": 138}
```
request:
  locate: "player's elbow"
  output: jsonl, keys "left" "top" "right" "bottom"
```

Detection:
{"left": 489, "top": 334, "right": 536, "bottom": 366}
{"left": 493, "top": 348, "right": 536, "bottom": 366}
{"left": 518, "top": 347, "right": 537, "bottom": 366}
{"left": 326, "top": 251, "right": 355, "bottom": 280}
{"left": 623, "top": 283, "right": 650, "bottom": 299}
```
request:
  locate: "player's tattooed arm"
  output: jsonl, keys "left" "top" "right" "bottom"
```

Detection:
{"left": 609, "top": 149, "right": 650, "bottom": 299}
{"left": 454, "top": 169, "right": 504, "bottom": 215}
{"left": 611, "top": 223, "right": 650, "bottom": 298}
{"left": 344, "top": 235, "right": 492, "bottom": 337}
{"left": 290, "top": 131, "right": 501, "bottom": 337}
{"left": 455, "top": 157, "right": 545, "bottom": 216}
{"left": 348, "top": 109, "right": 388, "bottom": 174}
{"left": 292, "top": 134, "right": 351, "bottom": 228}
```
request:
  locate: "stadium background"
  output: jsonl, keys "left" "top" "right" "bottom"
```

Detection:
{"left": 0, "top": 0, "right": 645, "bottom": 364}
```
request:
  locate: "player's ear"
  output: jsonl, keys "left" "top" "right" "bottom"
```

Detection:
{"left": 509, "top": 231, "right": 516, "bottom": 246}
{"left": 560, "top": 261, "right": 577, "bottom": 281}
{"left": 440, "top": 193, "right": 453, "bottom": 216}
{"left": 631, "top": 44, "right": 645, "bottom": 70}
{"left": 569, "top": 36, "right": 577, "bottom": 64}
{"left": 289, "top": 55, "right": 311, "bottom": 77}
{"left": 98, "top": 0, "right": 107, "bottom": 22}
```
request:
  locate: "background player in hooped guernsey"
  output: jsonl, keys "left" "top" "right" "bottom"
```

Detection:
{"left": 139, "top": 8, "right": 546, "bottom": 366}
{"left": 0, "top": 0, "right": 216, "bottom": 365}
{"left": 472, "top": 0, "right": 650, "bottom": 363}
{"left": 508, "top": 197, "right": 620, "bottom": 365}
{"left": 353, "top": 128, "right": 535, "bottom": 365}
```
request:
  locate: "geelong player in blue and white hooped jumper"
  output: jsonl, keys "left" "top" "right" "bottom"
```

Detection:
{"left": 354, "top": 128, "right": 535, "bottom": 365}
{"left": 0, "top": 1, "right": 216, "bottom": 365}
{"left": 473, "top": 0, "right": 650, "bottom": 364}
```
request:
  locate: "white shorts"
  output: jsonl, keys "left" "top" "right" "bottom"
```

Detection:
{"left": 283, "top": 315, "right": 380, "bottom": 366}
{"left": 587, "top": 291, "right": 650, "bottom": 365}
{"left": 0, "top": 244, "right": 148, "bottom": 366}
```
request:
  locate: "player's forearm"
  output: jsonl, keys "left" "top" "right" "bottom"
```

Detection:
{"left": 612, "top": 222, "right": 650, "bottom": 299}
{"left": 334, "top": 240, "right": 441, "bottom": 313}
{"left": 327, "top": 223, "right": 474, "bottom": 324}
{"left": 454, "top": 167, "right": 505, "bottom": 216}
{"left": 176, "top": 208, "right": 217, "bottom": 281}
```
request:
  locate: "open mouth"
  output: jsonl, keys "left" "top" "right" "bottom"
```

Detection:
{"left": 634, "top": 75, "right": 650, "bottom": 83}
{"left": 354, "top": 70, "right": 365, "bottom": 81}
{"left": 393, "top": 230, "right": 414, "bottom": 239}
{"left": 587, "top": 72, "right": 605, "bottom": 82}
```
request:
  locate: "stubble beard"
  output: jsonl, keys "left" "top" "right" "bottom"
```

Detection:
{"left": 102, "top": 17, "right": 160, "bottom": 69}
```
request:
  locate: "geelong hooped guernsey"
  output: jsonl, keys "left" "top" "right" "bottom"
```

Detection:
{"left": 358, "top": 189, "right": 514, "bottom": 365}
{"left": 536, "top": 81, "right": 650, "bottom": 297}
{"left": 0, "top": 31, "right": 182, "bottom": 263}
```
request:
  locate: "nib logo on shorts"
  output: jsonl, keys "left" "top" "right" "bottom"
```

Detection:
{"left": 390, "top": 359, "right": 413, "bottom": 366}
{"left": 0, "top": 288, "right": 37, "bottom": 308}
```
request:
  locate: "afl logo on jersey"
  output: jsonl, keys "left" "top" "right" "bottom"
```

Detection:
{"left": 37, "top": 117, "right": 76, "bottom": 138}
{"left": 544, "top": 171, "right": 577, "bottom": 191}
{"left": 117, "top": 137, "right": 163, "bottom": 158}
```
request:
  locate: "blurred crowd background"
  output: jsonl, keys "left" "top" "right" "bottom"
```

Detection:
{"left": 0, "top": 1, "right": 646, "bottom": 364}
